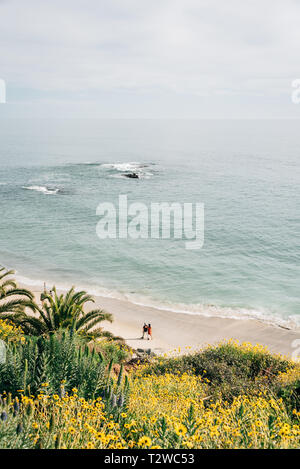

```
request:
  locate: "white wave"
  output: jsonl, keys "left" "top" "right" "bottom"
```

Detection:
{"left": 109, "top": 173, "right": 153, "bottom": 180}
{"left": 101, "top": 162, "right": 144, "bottom": 171}
{"left": 15, "top": 274, "right": 48, "bottom": 289}
{"left": 100, "top": 161, "right": 154, "bottom": 178}
{"left": 116, "top": 293, "right": 300, "bottom": 330}
{"left": 22, "top": 185, "right": 59, "bottom": 195}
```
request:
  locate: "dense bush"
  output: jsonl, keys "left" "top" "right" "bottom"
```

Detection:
{"left": 98, "top": 339, "right": 131, "bottom": 364}
{"left": 141, "top": 341, "right": 296, "bottom": 402}
{"left": 0, "top": 367, "right": 299, "bottom": 449}
{"left": 0, "top": 330, "right": 107, "bottom": 399}
{"left": 274, "top": 367, "right": 300, "bottom": 412}
{"left": 0, "top": 339, "right": 299, "bottom": 449}
{"left": 0, "top": 387, "right": 129, "bottom": 449}
{"left": 126, "top": 374, "right": 300, "bottom": 449}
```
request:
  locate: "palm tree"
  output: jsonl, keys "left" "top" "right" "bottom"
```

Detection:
{"left": 0, "top": 267, "right": 34, "bottom": 317}
{"left": 13, "top": 286, "right": 119, "bottom": 340}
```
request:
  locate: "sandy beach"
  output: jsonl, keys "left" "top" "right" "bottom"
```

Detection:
{"left": 20, "top": 282, "right": 300, "bottom": 358}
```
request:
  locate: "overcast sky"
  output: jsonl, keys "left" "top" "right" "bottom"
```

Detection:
{"left": 0, "top": 0, "right": 300, "bottom": 118}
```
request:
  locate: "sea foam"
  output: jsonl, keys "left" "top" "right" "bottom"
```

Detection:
{"left": 100, "top": 162, "right": 154, "bottom": 179}
{"left": 22, "top": 185, "right": 60, "bottom": 195}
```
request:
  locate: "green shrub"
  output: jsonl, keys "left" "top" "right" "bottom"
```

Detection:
{"left": 0, "top": 330, "right": 107, "bottom": 399}
{"left": 142, "top": 342, "right": 294, "bottom": 402}
{"left": 99, "top": 339, "right": 131, "bottom": 364}
{"left": 0, "top": 396, "right": 33, "bottom": 449}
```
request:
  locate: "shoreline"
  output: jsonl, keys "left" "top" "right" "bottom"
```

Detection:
{"left": 19, "top": 280, "right": 300, "bottom": 358}
{"left": 15, "top": 273, "right": 300, "bottom": 330}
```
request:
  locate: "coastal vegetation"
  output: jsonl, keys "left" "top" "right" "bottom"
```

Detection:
{"left": 0, "top": 268, "right": 299, "bottom": 449}
{"left": 0, "top": 268, "right": 121, "bottom": 342}
{"left": 0, "top": 319, "right": 25, "bottom": 344}
{"left": 0, "top": 268, "right": 33, "bottom": 317}
{"left": 12, "top": 286, "right": 116, "bottom": 340}
{"left": 0, "top": 335, "right": 299, "bottom": 449}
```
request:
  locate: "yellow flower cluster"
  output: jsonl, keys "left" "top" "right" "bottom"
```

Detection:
{"left": 277, "top": 366, "right": 300, "bottom": 386}
{"left": 0, "top": 371, "right": 299, "bottom": 449}
{"left": 129, "top": 372, "right": 208, "bottom": 420}
{"left": 0, "top": 319, "right": 24, "bottom": 343}
{"left": 126, "top": 369, "right": 300, "bottom": 449}
{"left": 17, "top": 391, "right": 129, "bottom": 449}
{"left": 0, "top": 340, "right": 299, "bottom": 449}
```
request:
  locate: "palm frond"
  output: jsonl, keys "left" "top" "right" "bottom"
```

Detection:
{"left": 0, "top": 276, "right": 119, "bottom": 342}
{"left": 3, "top": 288, "right": 34, "bottom": 300}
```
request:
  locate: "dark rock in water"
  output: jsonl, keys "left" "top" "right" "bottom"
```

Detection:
{"left": 124, "top": 172, "right": 139, "bottom": 179}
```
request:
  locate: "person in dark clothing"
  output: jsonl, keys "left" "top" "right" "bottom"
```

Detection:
{"left": 142, "top": 323, "right": 148, "bottom": 339}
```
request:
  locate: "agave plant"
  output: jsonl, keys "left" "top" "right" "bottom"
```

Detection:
{"left": 12, "top": 286, "right": 118, "bottom": 340}
{"left": 0, "top": 267, "right": 34, "bottom": 317}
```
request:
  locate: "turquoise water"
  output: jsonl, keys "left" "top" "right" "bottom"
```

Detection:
{"left": 0, "top": 119, "right": 299, "bottom": 327}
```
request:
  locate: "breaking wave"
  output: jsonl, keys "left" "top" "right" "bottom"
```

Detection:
{"left": 22, "top": 185, "right": 60, "bottom": 195}
{"left": 100, "top": 162, "right": 155, "bottom": 179}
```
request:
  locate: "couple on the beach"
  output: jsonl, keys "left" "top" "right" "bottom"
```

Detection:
{"left": 142, "top": 323, "right": 152, "bottom": 340}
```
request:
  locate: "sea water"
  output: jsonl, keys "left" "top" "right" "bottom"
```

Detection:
{"left": 0, "top": 119, "right": 299, "bottom": 327}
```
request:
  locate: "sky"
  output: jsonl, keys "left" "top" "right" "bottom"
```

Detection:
{"left": 0, "top": 0, "right": 300, "bottom": 118}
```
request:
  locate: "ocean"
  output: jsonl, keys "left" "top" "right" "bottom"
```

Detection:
{"left": 0, "top": 119, "right": 299, "bottom": 327}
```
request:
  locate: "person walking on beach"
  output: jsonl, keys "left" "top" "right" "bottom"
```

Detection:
{"left": 142, "top": 323, "right": 148, "bottom": 339}
{"left": 147, "top": 324, "right": 152, "bottom": 340}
